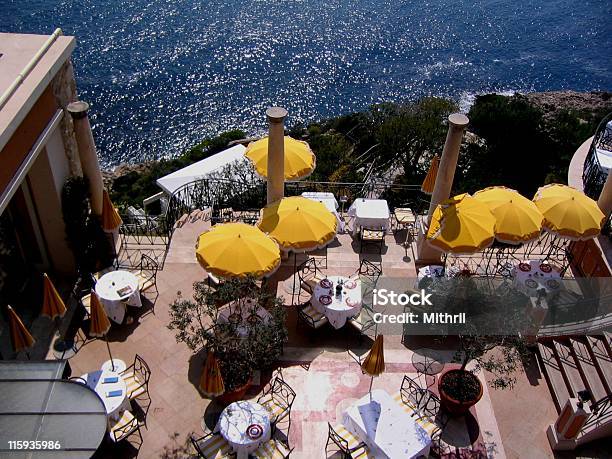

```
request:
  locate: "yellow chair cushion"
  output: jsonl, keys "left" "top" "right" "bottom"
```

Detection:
{"left": 362, "top": 229, "right": 384, "bottom": 240}
{"left": 253, "top": 439, "right": 290, "bottom": 459}
{"left": 196, "top": 433, "right": 233, "bottom": 458}
{"left": 133, "top": 272, "right": 152, "bottom": 291}
{"left": 122, "top": 372, "right": 146, "bottom": 399}
{"left": 110, "top": 410, "right": 137, "bottom": 442}
{"left": 260, "top": 397, "right": 289, "bottom": 422}
{"left": 395, "top": 208, "right": 416, "bottom": 224}
{"left": 334, "top": 424, "right": 362, "bottom": 450}
{"left": 391, "top": 391, "right": 438, "bottom": 436}
{"left": 301, "top": 305, "right": 328, "bottom": 328}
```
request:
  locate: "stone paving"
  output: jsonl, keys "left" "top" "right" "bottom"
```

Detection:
{"left": 60, "top": 220, "right": 564, "bottom": 458}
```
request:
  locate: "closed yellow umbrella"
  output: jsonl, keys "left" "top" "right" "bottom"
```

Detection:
{"left": 421, "top": 155, "right": 440, "bottom": 195}
{"left": 89, "top": 291, "right": 116, "bottom": 370}
{"left": 101, "top": 189, "right": 123, "bottom": 231}
{"left": 533, "top": 184, "right": 605, "bottom": 241}
{"left": 7, "top": 305, "right": 35, "bottom": 355}
{"left": 258, "top": 196, "right": 337, "bottom": 250}
{"left": 41, "top": 273, "right": 67, "bottom": 320}
{"left": 199, "top": 351, "right": 225, "bottom": 397}
{"left": 362, "top": 335, "right": 385, "bottom": 395}
{"left": 427, "top": 193, "right": 496, "bottom": 253}
{"left": 474, "top": 186, "right": 543, "bottom": 244}
{"left": 89, "top": 292, "right": 111, "bottom": 338}
{"left": 196, "top": 223, "right": 281, "bottom": 278}
{"left": 245, "top": 136, "right": 316, "bottom": 180}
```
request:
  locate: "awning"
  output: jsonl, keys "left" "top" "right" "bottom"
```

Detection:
{"left": 0, "top": 361, "right": 107, "bottom": 458}
{"left": 156, "top": 144, "right": 247, "bottom": 195}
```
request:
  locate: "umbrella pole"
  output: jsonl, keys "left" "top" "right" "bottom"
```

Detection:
{"left": 292, "top": 252, "right": 297, "bottom": 305}
{"left": 369, "top": 376, "right": 374, "bottom": 399}
{"left": 105, "top": 337, "right": 115, "bottom": 371}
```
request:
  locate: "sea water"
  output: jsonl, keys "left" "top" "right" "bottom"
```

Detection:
{"left": 2, "top": 0, "right": 611, "bottom": 166}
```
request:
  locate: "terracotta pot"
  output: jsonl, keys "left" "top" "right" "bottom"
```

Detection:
{"left": 438, "top": 369, "right": 483, "bottom": 416}
{"left": 216, "top": 377, "right": 252, "bottom": 405}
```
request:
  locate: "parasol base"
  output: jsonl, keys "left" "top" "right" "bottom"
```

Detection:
{"left": 52, "top": 339, "right": 77, "bottom": 360}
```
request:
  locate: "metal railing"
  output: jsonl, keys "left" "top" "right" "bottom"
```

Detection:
{"left": 163, "top": 177, "right": 429, "bottom": 242}
{"left": 165, "top": 177, "right": 267, "bottom": 237}
{"left": 583, "top": 395, "right": 612, "bottom": 432}
{"left": 582, "top": 112, "right": 612, "bottom": 199}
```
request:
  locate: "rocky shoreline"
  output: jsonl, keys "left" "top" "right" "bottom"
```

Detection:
{"left": 103, "top": 90, "right": 612, "bottom": 188}
{"left": 523, "top": 90, "right": 611, "bottom": 120}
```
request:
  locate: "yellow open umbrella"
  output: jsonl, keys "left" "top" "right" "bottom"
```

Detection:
{"left": 533, "top": 184, "right": 605, "bottom": 241}
{"left": 258, "top": 196, "right": 337, "bottom": 250}
{"left": 7, "top": 305, "right": 35, "bottom": 356}
{"left": 474, "top": 186, "right": 543, "bottom": 244}
{"left": 245, "top": 136, "right": 316, "bottom": 180}
{"left": 196, "top": 223, "right": 281, "bottom": 278}
{"left": 41, "top": 273, "right": 67, "bottom": 320}
{"left": 258, "top": 196, "right": 337, "bottom": 302}
{"left": 101, "top": 189, "right": 123, "bottom": 232}
{"left": 199, "top": 351, "right": 225, "bottom": 397}
{"left": 427, "top": 193, "right": 496, "bottom": 253}
{"left": 362, "top": 335, "right": 385, "bottom": 394}
{"left": 89, "top": 291, "right": 116, "bottom": 370}
{"left": 421, "top": 155, "right": 440, "bottom": 195}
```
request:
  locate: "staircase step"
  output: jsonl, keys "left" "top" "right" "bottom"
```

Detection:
{"left": 537, "top": 342, "right": 571, "bottom": 412}
{"left": 553, "top": 340, "right": 585, "bottom": 398}
{"left": 570, "top": 338, "right": 609, "bottom": 402}
{"left": 587, "top": 336, "right": 612, "bottom": 394}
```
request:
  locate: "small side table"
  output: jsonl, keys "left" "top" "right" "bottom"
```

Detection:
{"left": 412, "top": 348, "right": 445, "bottom": 388}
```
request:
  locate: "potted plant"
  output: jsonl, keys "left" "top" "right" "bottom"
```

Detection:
{"left": 427, "top": 276, "right": 532, "bottom": 415}
{"left": 168, "top": 277, "right": 287, "bottom": 404}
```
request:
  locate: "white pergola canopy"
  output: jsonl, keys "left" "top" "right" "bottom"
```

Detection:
{"left": 156, "top": 144, "right": 247, "bottom": 195}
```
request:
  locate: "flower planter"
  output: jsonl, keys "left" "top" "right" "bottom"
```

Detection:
{"left": 438, "top": 369, "right": 483, "bottom": 416}
{"left": 216, "top": 377, "right": 252, "bottom": 405}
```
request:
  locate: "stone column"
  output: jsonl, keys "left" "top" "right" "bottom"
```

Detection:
{"left": 597, "top": 170, "right": 612, "bottom": 218}
{"left": 67, "top": 101, "right": 104, "bottom": 216}
{"left": 426, "top": 113, "right": 470, "bottom": 220}
{"left": 416, "top": 113, "right": 469, "bottom": 265}
{"left": 547, "top": 398, "right": 591, "bottom": 450}
{"left": 266, "top": 107, "right": 287, "bottom": 204}
{"left": 52, "top": 60, "right": 82, "bottom": 176}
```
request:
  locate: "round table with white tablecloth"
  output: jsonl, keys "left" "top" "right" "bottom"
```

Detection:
{"left": 95, "top": 270, "right": 142, "bottom": 324}
{"left": 512, "top": 260, "right": 563, "bottom": 296}
{"left": 215, "top": 401, "right": 271, "bottom": 459}
{"left": 80, "top": 369, "right": 130, "bottom": 422}
{"left": 311, "top": 276, "right": 362, "bottom": 329}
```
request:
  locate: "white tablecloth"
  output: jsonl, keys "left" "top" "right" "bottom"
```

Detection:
{"left": 302, "top": 192, "right": 344, "bottom": 233}
{"left": 81, "top": 370, "right": 130, "bottom": 421}
{"left": 348, "top": 199, "right": 390, "bottom": 235}
{"left": 216, "top": 401, "right": 271, "bottom": 459}
{"left": 95, "top": 270, "right": 142, "bottom": 324}
{"left": 301, "top": 192, "right": 338, "bottom": 209}
{"left": 342, "top": 389, "right": 431, "bottom": 459}
{"left": 217, "top": 299, "right": 272, "bottom": 337}
{"left": 311, "top": 276, "right": 362, "bottom": 329}
{"left": 512, "top": 260, "right": 563, "bottom": 296}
